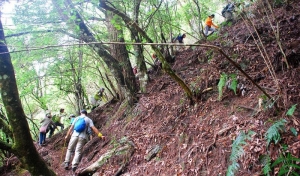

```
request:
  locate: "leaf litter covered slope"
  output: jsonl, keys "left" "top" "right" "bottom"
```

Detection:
{"left": 2, "top": 1, "right": 300, "bottom": 176}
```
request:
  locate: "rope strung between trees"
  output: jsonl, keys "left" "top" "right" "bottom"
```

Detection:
{"left": 0, "top": 42, "right": 217, "bottom": 55}
{"left": 0, "top": 41, "right": 272, "bottom": 100}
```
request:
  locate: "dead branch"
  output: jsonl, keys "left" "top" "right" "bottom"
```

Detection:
{"left": 237, "top": 105, "right": 257, "bottom": 112}
{"left": 202, "top": 87, "right": 213, "bottom": 94}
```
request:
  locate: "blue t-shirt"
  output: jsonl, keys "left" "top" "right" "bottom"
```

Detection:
{"left": 176, "top": 35, "right": 185, "bottom": 43}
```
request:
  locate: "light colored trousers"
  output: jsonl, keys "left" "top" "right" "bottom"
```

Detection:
{"left": 174, "top": 40, "right": 184, "bottom": 51}
{"left": 65, "top": 136, "right": 86, "bottom": 168}
{"left": 204, "top": 26, "right": 216, "bottom": 36}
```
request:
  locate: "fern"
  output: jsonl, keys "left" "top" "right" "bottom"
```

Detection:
{"left": 229, "top": 74, "right": 238, "bottom": 95}
{"left": 286, "top": 104, "right": 297, "bottom": 116}
{"left": 218, "top": 73, "right": 227, "bottom": 100}
{"left": 290, "top": 127, "right": 298, "bottom": 136}
{"left": 265, "top": 119, "right": 286, "bottom": 147}
{"left": 226, "top": 131, "right": 255, "bottom": 176}
{"left": 261, "top": 155, "right": 271, "bottom": 176}
{"left": 271, "top": 152, "right": 300, "bottom": 176}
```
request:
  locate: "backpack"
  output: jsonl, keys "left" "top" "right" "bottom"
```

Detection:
{"left": 222, "top": 3, "right": 235, "bottom": 17}
{"left": 74, "top": 117, "right": 86, "bottom": 132}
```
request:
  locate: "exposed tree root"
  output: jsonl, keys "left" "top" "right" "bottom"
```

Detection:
{"left": 78, "top": 139, "right": 135, "bottom": 176}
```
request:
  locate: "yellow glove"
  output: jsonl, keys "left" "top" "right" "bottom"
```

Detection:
{"left": 98, "top": 132, "right": 103, "bottom": 138}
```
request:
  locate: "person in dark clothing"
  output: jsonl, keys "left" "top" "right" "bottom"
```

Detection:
{"left": 222, "top": 3, "right": 235, "bottom": 20}
{"left": 173, "top": 34, "right": 186, "bottom": 43}
{"left": 172, "top": 34, "right": 186, "bottom": 51}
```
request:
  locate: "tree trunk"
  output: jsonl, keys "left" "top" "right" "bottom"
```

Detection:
{"left": 106, "top": 11, "right": 138, "bottom": 105}
{"left": 75, "top": 42, "right": 85, "bottom": 111}
{"left": 0, "top": 20, "right": 56, "bottom": 176}
{"left": 131, "top": 0, "right": 148, "bottom": 93}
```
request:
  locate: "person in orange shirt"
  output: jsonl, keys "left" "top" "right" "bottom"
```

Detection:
{"left": 204, "top": 14, "right": 219, "bottom": 36}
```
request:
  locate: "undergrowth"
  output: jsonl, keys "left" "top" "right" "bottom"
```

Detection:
{"left": 262, "top": 104, "right": 300, "bottom": 175}
{"left": 218, "top": 73, "right": 238, "bottom": 100}
{"left": 265, "top": 119, "right": 286, "bottom": 147}
{"left": 226, "top": 130, "right": 255, "bottom": 176}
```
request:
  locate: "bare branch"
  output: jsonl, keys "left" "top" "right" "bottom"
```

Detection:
{"left": 6, "top": 29, "right": 79, "bottom": 40}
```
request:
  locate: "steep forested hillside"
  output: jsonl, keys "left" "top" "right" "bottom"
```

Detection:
{"left": 1, "top": 0, "right": 300, "bottom": 176}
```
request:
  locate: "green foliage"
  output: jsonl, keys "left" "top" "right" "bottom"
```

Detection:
{"left": 229, "top": 74, "right": 238, "bottom": 95}
{"left": 226, "top": 131, "right": 255, "bottom": 176}
{"left": 262, "top": 139, "right": 300, "bottom": 176}
{"left": 273, "top": 0, "right": 285, "bottom": 6}
{"left": 290, "top": 127, "right": 297, "bottom": 136}
{"left": 207, "top": 32, "right": 219, "bottom": 41}
{"left": 286, "top": 104, "right": 297, "bottom": 116}
{"left": 261, "top": 155, "right": 271, "bottom": 176}
{"left": 205, "top": 49, "right": 214, "bottom": 62}
{"left": 218, "top": 73, "right": 238, "bottom": 99}
{"left": 265, "top": 119, "right": 286, "bottom": 147}
{"left": 221, "top": 21, "right": 233, "bottom": 27}
{"left": 271, "top": 152, "right": 300, "bottom": 176}
{"left": 218, "top": 73, "right": 227, "bottom": 100}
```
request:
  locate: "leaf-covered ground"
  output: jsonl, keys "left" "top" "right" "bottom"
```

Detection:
{"left": 2, "top": 1, "right": 300, "bottom": 175}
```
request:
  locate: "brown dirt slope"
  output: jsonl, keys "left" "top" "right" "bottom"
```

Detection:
{"left": 2, "top": 1, "right": 300, "bottom": 176}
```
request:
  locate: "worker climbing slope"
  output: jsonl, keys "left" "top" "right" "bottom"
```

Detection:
{"left": 204, "top": 14, "right": 219, "bottom": 36}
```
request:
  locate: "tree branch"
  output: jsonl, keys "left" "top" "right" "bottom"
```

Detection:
{"left": 6, "top": 29, "right": 79, "bottom": 40}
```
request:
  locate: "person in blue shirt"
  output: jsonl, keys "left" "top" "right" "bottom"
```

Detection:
{"left": 173, "top": 34, "right": 186, "bottom": 43}
{"left": 172, "top": 34, "right": 186, "bottom": 51}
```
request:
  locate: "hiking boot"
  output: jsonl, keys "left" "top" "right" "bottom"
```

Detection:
{"left": 64, "top": 162, "right": 69, "bottom": 170}
{"left": 72, "top": 167, "right": 77, "bottom": 172}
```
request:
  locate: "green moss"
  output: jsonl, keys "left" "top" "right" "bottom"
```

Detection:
{"left": 207, "top": 33, "right": 218, "bottom": 41}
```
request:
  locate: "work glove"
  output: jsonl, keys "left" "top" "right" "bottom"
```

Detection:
{"left": 98, "top": 132, "right": 105, "bottom": 140}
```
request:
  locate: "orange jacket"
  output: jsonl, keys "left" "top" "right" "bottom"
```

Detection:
{"left": 205, "top": 17, "right": 218, "bottom": 28}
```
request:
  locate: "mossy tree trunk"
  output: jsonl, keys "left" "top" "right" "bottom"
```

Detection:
{"left": 131, "top": 0, "right": 149, "bottom": 93}
{"left": 106, "top": 11, "right": 138, "bottom": 105}
{"left": 0, "top": 20, "right": 56, "bottom": 176}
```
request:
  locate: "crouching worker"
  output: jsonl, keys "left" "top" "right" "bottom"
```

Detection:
{"left": 172, "top": 34, "right": 186, "bottom": 51}
{"left": 90, "top": 88, "right": 106, "bottom": 110}
{"left": 204, "top": 14, "right": 219, "bottom": 36}
{"left": 64, "top": 109, "right": 105, "bottom": 172}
